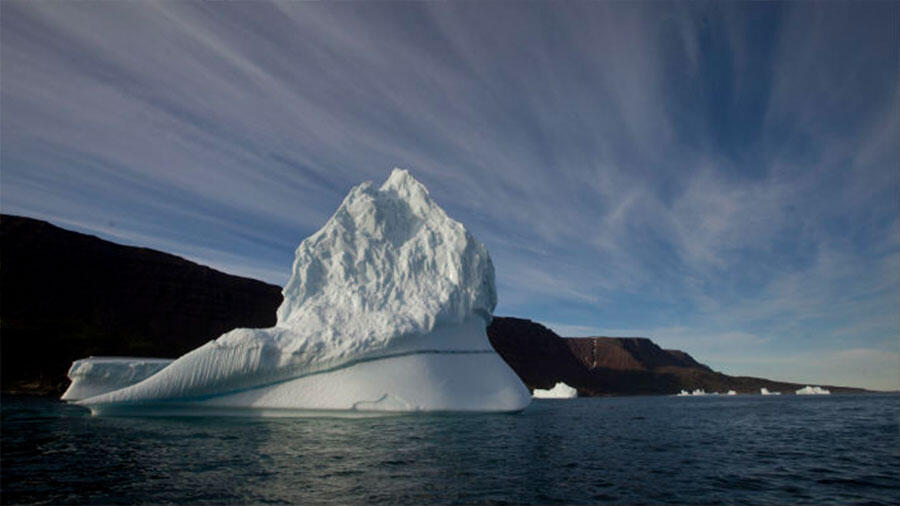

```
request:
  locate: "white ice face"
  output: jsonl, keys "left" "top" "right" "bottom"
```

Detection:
{"left": 69, "top": 169, "right": 529, "bottom": 413}
{"left": 275, "top": 167, "right": 497, "bottom": 355}
{"left": 795, "top": 385, "right": 831, "bottom": 395}
{"left": 533, "top": 382, "right": 578, "bottom": 399}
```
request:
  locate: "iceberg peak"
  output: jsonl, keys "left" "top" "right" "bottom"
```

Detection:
{"left": 276, "top": 168, "right": 496, "bottom": 336}
{"left": 381, "top": 167, "right": 428, "bottom": 193}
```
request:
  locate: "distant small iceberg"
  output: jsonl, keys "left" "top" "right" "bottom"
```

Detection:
{"left": 795, "top": 385, "right": 831, "bottom": 395}
{"left": 760, "top": 388, "right": 781, "bottom": 396}
{"left": 533, "top": 382, "right": 578, "bottom": 399}
{"left": 677, "top": 389, "right": 740, "bottom": 397}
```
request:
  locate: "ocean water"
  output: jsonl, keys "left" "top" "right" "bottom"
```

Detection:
{"left": 2, "top": 394, "right": 897, "bottom": 504}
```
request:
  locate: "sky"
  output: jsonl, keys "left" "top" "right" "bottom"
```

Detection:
{"left": 2, "top": 1, "right": 897, "bottom": 390}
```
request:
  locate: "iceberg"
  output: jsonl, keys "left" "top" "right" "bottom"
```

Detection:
{"left": 726, "top": 390, "right": 737, "bottom": 395}
{"left": 795, "top": 385, "right": 831, "bottom": 395}
{"left": 676, "top": 389, "right": 708, "bottom": 396}
{"left": 532, "top": 382, "right": 578, "bottom": 399}
{"left": 760, "top": 388, "right": 781, "bottom": 396}
{"left": 66, "top": 169, "right": 531, "bottom": 415}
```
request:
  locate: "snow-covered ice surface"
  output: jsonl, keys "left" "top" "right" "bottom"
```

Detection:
{"left": 70, "top": 169, "right": 530, "bottom": 414}
{"left": 533, "top": 382, "right": 578, "bottom": 399}
{"left": 61, "top": 357, "right": 173, "bottom": 401}
{"left": 796, "top": 385, "right": 831, "bottom": 395}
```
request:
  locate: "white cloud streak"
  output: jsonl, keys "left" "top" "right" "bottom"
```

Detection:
{"left": 1, "top": 1, "right": 896, "bottom": 389}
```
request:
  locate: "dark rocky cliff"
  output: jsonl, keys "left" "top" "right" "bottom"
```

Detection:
{"left": 487, "top": 317, "right": 865, "bottom": 395}
{"left": 0, "top": 215, "right": 283, "bottom": 395}
{"left": 1, "top": 215, "right": 864, "bottom": 396}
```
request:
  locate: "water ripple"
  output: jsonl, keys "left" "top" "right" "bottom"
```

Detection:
{"left": 2, "top": 394, "right": 898, "bottom": 504}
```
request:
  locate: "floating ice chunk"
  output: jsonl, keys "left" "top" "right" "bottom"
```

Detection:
{"left": 676, "top": 388, "right": 709, "bottom": 396}
{"left": 677, "top": 389, "right": 738, "bottom": 397}
{"left": 533, "top": 382, "right": 578, "bottom": 399}
{"left": 795, "top": 385, "right": 831, "bottom": 395}
{"left": 69, "top": 169, "right": 530, "bottom": 414}
{"left": 760, "top": 388, "right": 781, "bottom": 395}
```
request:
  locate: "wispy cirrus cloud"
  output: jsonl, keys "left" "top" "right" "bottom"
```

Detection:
{"left": 1, "top": 1, "right": 896, "bottom": 388}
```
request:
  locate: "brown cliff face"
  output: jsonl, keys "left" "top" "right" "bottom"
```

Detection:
{"left": 482, "top": 316, "right": 587, "bottom": 389}
{"left": 0, "top": 215, "right": 283, "bottom": 395}
{"left": 487, "top": 317, "right": 865, "bottom": 395}
{"left": 565, "top": 337, "right": 712, "bottom": 372}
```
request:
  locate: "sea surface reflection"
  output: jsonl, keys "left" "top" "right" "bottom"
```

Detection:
{"left": 2, "top": 394, "right": 898, "bottom": 504}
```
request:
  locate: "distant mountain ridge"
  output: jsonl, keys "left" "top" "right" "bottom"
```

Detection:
{"left": 1, "top": 215, "right": 866, "bottom": 396}
{"left": 487, "top": 317, "right": 865, "bottom": 395}
{"left": 566, "top": 336, "right": 713, "bottom": 372}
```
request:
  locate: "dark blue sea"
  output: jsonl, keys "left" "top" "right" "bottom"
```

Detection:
{"left": 2, "top": 394, "right": 898, "bottom": 504}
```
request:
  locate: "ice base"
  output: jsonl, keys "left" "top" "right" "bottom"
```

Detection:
{"left": 70, "top": 319, "right": 531, "bottom": 414}
{"left": 80, "top": 352, "right": 530, "bottom": 416}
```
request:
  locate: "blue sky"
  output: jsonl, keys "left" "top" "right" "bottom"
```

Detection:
{"left": 2, "top": 2, "right": 897, "bottom": 390}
